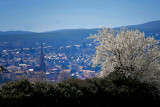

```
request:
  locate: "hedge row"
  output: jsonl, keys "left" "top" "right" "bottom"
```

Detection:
{"left": 0, "top": 71, "right": 159, "bottom": 107}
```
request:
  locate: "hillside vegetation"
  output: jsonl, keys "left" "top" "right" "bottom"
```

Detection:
{"left": 1, "top": 22, "right": 160, "bottom": 48}
{"left": 0, "top": 70, "right": 159, "bottom": 107}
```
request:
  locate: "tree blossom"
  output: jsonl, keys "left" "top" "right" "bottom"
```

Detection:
{"left": 89, "top": 27, "right": 160, "bottom": 82}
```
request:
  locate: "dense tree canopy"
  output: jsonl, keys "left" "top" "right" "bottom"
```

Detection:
{"left": 0, "top": 71, "right": 159, "bottom": 107}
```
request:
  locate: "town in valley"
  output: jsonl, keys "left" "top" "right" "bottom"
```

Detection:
{"left": 0, "top": 42, "right": 100, "bottom": 83}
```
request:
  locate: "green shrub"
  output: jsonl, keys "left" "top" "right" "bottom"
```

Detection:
{"left": 0, "top": 71, "right": 159, "bottom": 107}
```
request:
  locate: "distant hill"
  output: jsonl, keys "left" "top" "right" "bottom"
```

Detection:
{"left": 0, "top": 20, "right": 160, "bottom": 49}
{"left": 0, "top": 28, "right": 100, "bottom": 48}
{"left": 126, "top": 20, "right": 160, "bottom": 29}
{"left": 0, "top": 31, "right": 35, "bottom": 35}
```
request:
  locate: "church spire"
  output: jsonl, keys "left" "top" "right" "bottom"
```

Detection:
{"left": 41, "top": 42, "right": 43, "bottom": 54}
{"left": 39, "top": 42, "right": 46, "bottom": 72}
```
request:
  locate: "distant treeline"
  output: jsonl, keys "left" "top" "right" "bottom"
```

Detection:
{"left": 0, "top": 28, "right": 160, "bottom": 49}
{"left": 0, "top": 29, "right": 99, "bottom": 49}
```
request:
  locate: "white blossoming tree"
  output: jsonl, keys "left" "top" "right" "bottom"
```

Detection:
{"left": 89, "top": 27, "right": 160, "bottom": 82}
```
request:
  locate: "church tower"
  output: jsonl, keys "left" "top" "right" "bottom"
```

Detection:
{"left": 39, "top": 43, "right": 46, "bottom": 72}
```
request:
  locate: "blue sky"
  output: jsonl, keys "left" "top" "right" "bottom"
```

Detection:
{"left": 0, "top": 0, "right": 160, "bottom": 32}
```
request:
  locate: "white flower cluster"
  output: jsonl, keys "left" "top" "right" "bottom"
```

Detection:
{"left": 89, "top": 27, "right": 160, "bottom": 82}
